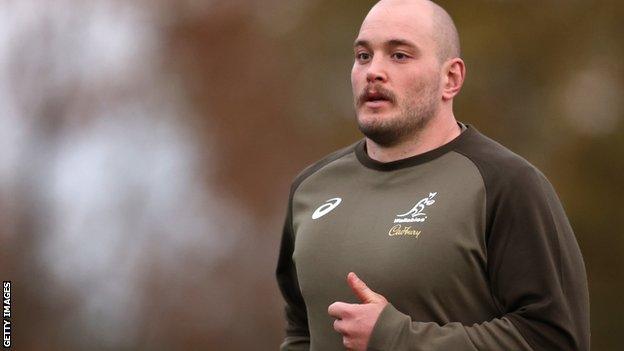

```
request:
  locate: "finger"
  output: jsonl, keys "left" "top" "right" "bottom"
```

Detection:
{"left": 342, "top": 335, "right": 355, "bottom": 351}
{"left": 333, "top": 318, "right": 349, "bottom": 335}
{"left": 327, "top": 301, "right": 352, "bottom": 319}
{"left": 347, "top": 272, "right": 379, "bottom": 303}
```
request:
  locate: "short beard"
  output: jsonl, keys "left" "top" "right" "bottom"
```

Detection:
{"left": 356, "top": 83, "right": 439, "bottom": 147}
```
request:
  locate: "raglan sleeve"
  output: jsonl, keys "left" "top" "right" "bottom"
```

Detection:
{"left": 276, "top": 183, "right": 310, "bottom": 351}
{"left": 366, "top": 166, "right": 590, "bottom": 351}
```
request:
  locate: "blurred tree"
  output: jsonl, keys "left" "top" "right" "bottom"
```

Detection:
{"left": 0, "top": 0, "right": 622, "bottom": 350}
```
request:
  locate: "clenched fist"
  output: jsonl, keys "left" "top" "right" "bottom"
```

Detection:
{"left": 328, "top": 272, "right": 388, "bottom": 351}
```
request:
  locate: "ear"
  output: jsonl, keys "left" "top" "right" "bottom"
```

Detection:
{"left": 441, "top": 58, "right": 466, "bottom": 101}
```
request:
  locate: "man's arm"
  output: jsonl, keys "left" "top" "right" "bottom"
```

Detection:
{"left": 276, "top": 186, "right": 310, "bottom": 351}
{"left": 366, "top": 167, "right": 590, "bottom": 351}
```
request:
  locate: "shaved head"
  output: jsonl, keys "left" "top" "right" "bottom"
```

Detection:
{"left": 429, "top": 1, "right": 461, "bottom": 60}
{"left": 369, "top": 0, "right": 461, "bottom": 62}
{"left": 352, "top": 0, "right": 466, "bottom": 147}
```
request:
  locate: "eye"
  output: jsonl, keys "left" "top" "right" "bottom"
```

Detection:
{"left": 391, "top": 52, "right": 410, "bottom": 61}
{"left": 355, "top": 52, "right": 371, "bottom": 62}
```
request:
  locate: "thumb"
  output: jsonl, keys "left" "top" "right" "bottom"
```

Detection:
{"left": 347, "top": 272, "right": 385, "bottom": 304}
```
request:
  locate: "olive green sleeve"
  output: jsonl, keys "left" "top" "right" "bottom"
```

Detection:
{"left": 367, "top": 303, "right": 532, "bottom": 351}
{"left": 366, "top": 166, "right": 589, "bottom": 351}
{"left": 276, "top": 185, "right": 310, "bottom": 351}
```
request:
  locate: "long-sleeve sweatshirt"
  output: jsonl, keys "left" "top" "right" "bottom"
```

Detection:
{"left": 276, "top": 123, "right": 590, "bottom": 351}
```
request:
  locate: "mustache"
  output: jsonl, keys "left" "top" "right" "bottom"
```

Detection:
{"left": 357, "top": 85, "right": 396, "bottom": 106}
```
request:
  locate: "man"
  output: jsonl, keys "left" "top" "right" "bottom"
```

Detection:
{"left": 275, "top": 0, "right": 590, "bottom": 350}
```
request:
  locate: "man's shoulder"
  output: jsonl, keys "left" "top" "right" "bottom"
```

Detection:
{"left": 457, "top": 127, "right": 549, "bottom": 191}
{"left": 289, "top": 140, "right": 361, "bottom": 193}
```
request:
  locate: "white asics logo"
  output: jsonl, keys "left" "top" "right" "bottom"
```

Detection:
{"left": 312, "top": 197, "right": 342, "bottom": 219}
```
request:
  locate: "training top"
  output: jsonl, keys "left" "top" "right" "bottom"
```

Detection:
{"left": 275, "top": 123, "right": 590, "bottom": 351}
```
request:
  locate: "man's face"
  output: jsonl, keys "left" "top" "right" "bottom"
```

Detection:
{"left": 351, "top": 2, "right": 443, "bottom": 146}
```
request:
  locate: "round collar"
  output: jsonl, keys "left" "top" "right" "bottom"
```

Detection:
{"left": 355, "top": 124, "right": 475, "bottom": 171}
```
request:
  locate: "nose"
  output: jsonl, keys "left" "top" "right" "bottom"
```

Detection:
{"left": 366, "top": 56, "right": 388, "bottom": 83}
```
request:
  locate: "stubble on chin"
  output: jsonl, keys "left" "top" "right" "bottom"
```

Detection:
{"left": 356, "top": 97, "right": 438, "bottom": 148}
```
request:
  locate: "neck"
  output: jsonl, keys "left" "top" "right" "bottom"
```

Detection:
{"left": 365, "top": 113, "right": 461, "bottom": 163}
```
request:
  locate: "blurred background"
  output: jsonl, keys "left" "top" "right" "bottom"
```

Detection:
{"left": 0, "top": 0, "right": 622, "bottom": 350}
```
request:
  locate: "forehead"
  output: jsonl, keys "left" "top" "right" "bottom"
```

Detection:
{"left": 356, "top": 3, "right": 435, "bottom": 48}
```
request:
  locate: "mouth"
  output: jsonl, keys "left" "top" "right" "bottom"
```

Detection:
{"left": 361, "top": 89, "right": 393, "bottom": 109}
